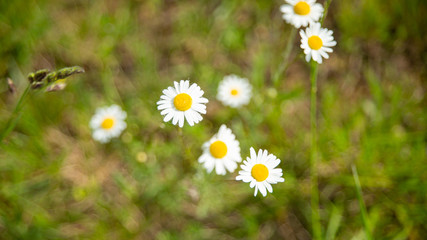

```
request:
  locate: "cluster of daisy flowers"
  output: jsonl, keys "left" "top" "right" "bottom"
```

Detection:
{"left": 155, "top": 77, "right": 283, "bottom": 197}
{"left": 88, "top": 75, "right": 284, "bottom": 197}
{"left": 87, "top": 0, "right": 339, "bottom": 197}
{"left": 280, "top": 0, "right": 337, "bottom": 64}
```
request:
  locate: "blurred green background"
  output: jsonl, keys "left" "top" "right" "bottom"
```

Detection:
{"left": 1, "top": 0, "right": 426, "bottom": 239}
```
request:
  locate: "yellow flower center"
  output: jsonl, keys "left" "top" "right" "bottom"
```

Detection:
{"left": 101, "top": 118, "right": 114, "bottom": 129}
{"left": 173, "top": 93, "right": 192, "bottom": 111}
{"left": 251, "top": 164, "right": 269, "bottom": 182}
{"left": 209, "top": 140, "right": 227, "bottom": 158}
{"left": 230, "top": 89, "right": 239, "bottom": 96}
{"left": 294, "top": 1, "right": 310, "bottom": 15}
{"left": 308, "top": 36, "right": 323, "bottom": 50}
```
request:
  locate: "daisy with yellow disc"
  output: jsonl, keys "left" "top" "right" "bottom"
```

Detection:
{"left": 90, "top": 105, "right": 127, "bottom": 143}
{"left": 217, "top": 75, "right": 252, "bottom": 108}
{"left": 280, "top": 0, "right": 324, "bottom": 28}
{"left": 300, "top": 22, "right": 337, "bottom": 64}
{"left": 236, "top": 148, "right": 285, "bottom": 197}
{"left": 157, "top": 80, "right": 208, "bottom": 127}
{"left": 198, "top": 125, "right": 242, "bottom": 175}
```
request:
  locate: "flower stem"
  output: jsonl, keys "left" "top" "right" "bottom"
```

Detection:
{"left": 352, "top": 164, "right": 373, "bottom": 240}
{"left": 0, "top": 84, "right": 31, "bottom": 144}
{"left": 310, "top": 60, "right": 321, "bottom": 240}
{"left": 310, "top": 1, "right": 332, "bottom": 238}
{"left": 273, "top": 27, "right": 297, "bottom": 90}
{"left": 321, "top": 0, "right": 333, "bottom": 25}
{"left": 178, "top": 127, "right": 193, "bottom": 172}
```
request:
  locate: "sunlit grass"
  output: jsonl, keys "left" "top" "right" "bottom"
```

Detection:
{"left": 0, "top": 0, "right": 426, "bottom": 239}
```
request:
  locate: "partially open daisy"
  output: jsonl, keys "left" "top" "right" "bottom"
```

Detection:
{"left": 198, "top": 125, "right": 241, "bottom": 175}
{"left": 157, "top": 80, "right": 208, "bottom": 128}
{"left": 236, "top": 148, "right": 285, "bottom": 197}
{"left": 90, "top": 104, "right": 127, "bottom": 143}
{"left": 300, "top": 22, "right": 336, "bottom": 64}
{"left": 217, "top": 75, "right": 252, "bottom": 108}
{"left": 280, "top": 0, "right": 324, "bottom": 28}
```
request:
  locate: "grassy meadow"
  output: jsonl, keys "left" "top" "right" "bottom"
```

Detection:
{"left": 1, "top": 0, "right": 426, "bottom": 239}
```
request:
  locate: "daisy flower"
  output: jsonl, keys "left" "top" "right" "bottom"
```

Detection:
{"left": 236, "top": 148, "right": 285, "bottom": 197}
{"left": 198, "top": 125, "right": 242, "bottom": 175}
{"left": 300, "top": 22, "right": 336, "bottom": 64}
{"left": 90, "top": 104, "right": 127, "bottom": 143}
{"left": 280, "top": 0, "right": 324, "bottom": 28}
{"left": 217, "top": 75, "right": 252, "bottom": 108}
{"left": 157, "top": 80, "right": 208, "bottom": 127}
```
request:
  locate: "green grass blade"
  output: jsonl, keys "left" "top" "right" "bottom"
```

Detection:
{"left": 352, "top": 164, "right": 373, "bottom": 240}
{"left": 325, "top": 205, "right": 343, "bottom": 240}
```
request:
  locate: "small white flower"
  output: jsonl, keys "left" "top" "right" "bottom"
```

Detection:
{"left": 90, "top": 105, "right": 127, "bottom": 143}
{"left": 236, "top": 148, "right": 285, "bottom": 197}
{"left": 217, "top": 75, "right": 252, "bottom": 108}
{"left": 157, "top": 80, "right": 208, "bottom": 128}
{"left": 280, "top": 0, "right": 324, "bottom": 28}
{"left": 300, "top": 22, "right": 337, "bottom": 64}
{"left": 198, "top": 125, "right": 242, "bottom": 175}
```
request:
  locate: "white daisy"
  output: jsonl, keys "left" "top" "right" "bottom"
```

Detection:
{"left": 198, "top": 125, "right": 242, "bottom": 175}
{"left": 89, "top": 104, "right": 127, "bottom": 143}
{"left": 280, "top": 0, "right": 324, "bottom": 28}
{"left": 300, "top": 22, "right": 336, "bottom": 64}
{"left": 157, "top": 80, "right": 208, "bottom": 128}
{"left": 217, "top": 75, "right": 252, "bottom": 108}
{"left": 236, "top": 148, "right": 285, "bottom": 197}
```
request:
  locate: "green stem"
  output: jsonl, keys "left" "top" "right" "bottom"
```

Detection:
{"left": 273, "top": 27, "right": 297, "bottom": 90}
{"left": 238, "top": 108, "right": 252, "bottom": 142}
{"left": 310, "top": 61, "right": 321, "bottom": 240}
{"left": 0, "top": 84, "right": 31, "bottom": 143}
{"left": 351, "top": 164, "right": 373, "bottom": 240}
{"left": 321, "top": 0, "right": 333, "bottom": 26}
{"left": 178, "top": 127, "right": 193, "bottom": 172}
{"left": 310, "top": 2, "right": 332, "bottom": 237}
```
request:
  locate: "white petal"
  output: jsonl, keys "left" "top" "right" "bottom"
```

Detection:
{"left": 178, "top": 112, "right": 185, "bottom": 127}
{"left": 215, "top": 161, "right": 226, "bottom": 175}
{"left": 163, "top": 112, "right": 174, "bottom": 122}
{"left": 264, "top": 182, "right": 273, "bottom": 193}
{"left": 184, "top": 111, "right": 194, "bottom": 126}
{"left": 172, "top": 114, "right": 179, "bottom": 125}
{"left": 250, "top": 180, "right": 256, "bottom": 188}
{"left": 258, "top": 182, "right": 267, "bottom": 197}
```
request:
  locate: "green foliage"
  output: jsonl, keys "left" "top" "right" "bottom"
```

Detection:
{"left": 0, "top": 0, "right": 426, "bottom": 239}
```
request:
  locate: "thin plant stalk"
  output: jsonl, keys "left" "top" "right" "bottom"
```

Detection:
{"left": 0, "top": 84, "right": 31, "bottom": 143}
{"left": 178, "top": 127, "right": 194, "bottom": 172}
{"left": 351, "top": 164, "right": 373, "bottom": 240}
{"left": 0, "top": 66, "right": 83, "bottom": 144}
{"left": 237, "top": 108, "right": 253, "bottom": 143}
{"left": 320, "top": 0, "right": 333, "bottom": 25}
{"left": 310, "top": 60, "right": 321, "bottom": 240}
{"left": 310, "top": 1, "right": 332, "bottom": 238}
{"left": 273, "top": 27, "right": 297, "bottom": 89}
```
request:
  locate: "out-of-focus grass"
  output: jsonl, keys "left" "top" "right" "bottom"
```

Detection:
{"left": 0, "top": 0, "right": 426, "bottom": 239}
